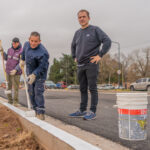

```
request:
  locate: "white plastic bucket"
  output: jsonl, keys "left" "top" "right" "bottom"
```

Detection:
{"left": 116, "top": 93, "right": 148, "bottom": 141}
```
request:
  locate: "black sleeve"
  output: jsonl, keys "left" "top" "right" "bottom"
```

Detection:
{"left": 95, "top": 27, "right": 111, "bottom": 57}
{"left": 71, "top": 32, "right": 77, "bottom": 59}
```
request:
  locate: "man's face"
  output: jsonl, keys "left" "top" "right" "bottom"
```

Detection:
{"left": 12, "top": 42, "right": 19, "bottom": 49}
{"left": 78, "top": 12, "right": 90, "bottom": 27}
{"left": 29, "top": 36, "right": 41, "bottom": 49}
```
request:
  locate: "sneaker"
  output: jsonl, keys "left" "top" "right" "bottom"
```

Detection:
{"left": 37, "top": 114, "right": 45, "bottom": 120}
{"left": 83, "top": 111, "right": 96, "bottom": 120}
{"left": 69, "top": 110, "right": 87, "bottom": 117}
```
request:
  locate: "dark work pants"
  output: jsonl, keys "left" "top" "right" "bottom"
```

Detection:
{"left": 28, "top": 79, "right": 45, "bottom": 114}
{"left": 77, "top": 62, "right": 99, "bottom": 113}
{"left": 7, "top": 74, "right": 21, "bottom": 103}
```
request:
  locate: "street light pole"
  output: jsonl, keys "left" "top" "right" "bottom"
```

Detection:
{"left": 112, "top": 41, "right": 121, "bottom": 87}
{"left": 65, "top": 58, "right": 68, "bottom": 86}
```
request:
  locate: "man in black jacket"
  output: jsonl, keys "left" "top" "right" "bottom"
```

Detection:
{"left": 69, "top": 10, "right": 111, "bottom": 120}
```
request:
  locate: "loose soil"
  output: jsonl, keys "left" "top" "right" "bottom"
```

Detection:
{"left": 0, "top": 104, "right": 45, "bottom": 150}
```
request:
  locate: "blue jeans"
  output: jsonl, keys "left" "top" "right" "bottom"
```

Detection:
{"left": 28, "top": 79, "right": 45, "bottom": 114}
{"left": 77, "top": 62, "right": 99, "bottom": 113}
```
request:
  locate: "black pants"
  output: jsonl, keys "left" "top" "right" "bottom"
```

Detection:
{"left": 77, "top": 62, "right": 99, "bottom": 113}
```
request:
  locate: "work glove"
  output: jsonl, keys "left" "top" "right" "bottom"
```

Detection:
{"left": 10, "top": 69, "right": 17, "bottom": 75}
{"left": 28, "top": 74, "right": 36, "bottom": 85}
{"left": 0, "top": 47, "right": 3, "bottom": 52}
{"left": 19, "top": 60, "right": 25, "bottom": 68}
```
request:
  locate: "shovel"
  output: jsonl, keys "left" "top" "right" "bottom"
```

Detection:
{"left": 0, "top": 40, "right": 11, "bottom": 95}
{"left": 21, "top": 66, "right": 35, "bottom": 117}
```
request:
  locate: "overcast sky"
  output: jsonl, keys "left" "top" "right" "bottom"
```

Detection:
{"left": 0, "top": 0, "right": 150, "bottom": 81}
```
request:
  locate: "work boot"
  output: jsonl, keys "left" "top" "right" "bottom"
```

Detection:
{"left": 8, "top": 99, "right": 13, "bottom": 104}
{"left": 13, "top": 101, "right": 19, "bottom": 107}
{"left": 37, "top": 114, "right": 45, "bottom": 120}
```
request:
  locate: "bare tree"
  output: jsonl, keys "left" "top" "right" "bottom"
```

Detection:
{"left": 120, "top": 53, "right": 133, "bottom": 83}
{"left": 99, "top": 54, "right": 118, "bottom": 84}
{"left": 98, "top": 47, "right": 150, "bottom": 84}
{"left": 127, "top": 47, "right": 150, "bottom": 82}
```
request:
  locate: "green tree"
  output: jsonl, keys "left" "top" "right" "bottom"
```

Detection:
{"left": 48, "top": 54, "right": 77, "bottom": 85}
{"left": 59, "top": 54, "right": 77, "bottom": 85}
{"left": 48, "top": 58, "right": 62, "bottom": 83}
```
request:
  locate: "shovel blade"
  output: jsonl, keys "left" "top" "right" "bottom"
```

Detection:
{"left": 4, "top": 90, "right": 12, "bottom": 95}
{"left": 25, "top": 110, "right": 35, "bottom": 117}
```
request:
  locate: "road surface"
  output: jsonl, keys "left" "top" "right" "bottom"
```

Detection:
{"left": 0, "top": 88, "right": 150, "bottom": 150}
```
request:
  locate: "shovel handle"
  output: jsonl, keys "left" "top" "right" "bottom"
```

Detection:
{"left": 0, "top": 40, "right": 9, "bottom": 89}
{"left": 21, "top": 66, "right": 31, "bottom": 109}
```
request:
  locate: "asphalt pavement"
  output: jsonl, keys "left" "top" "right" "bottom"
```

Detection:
{"left": 0, "top": 88, "right": 150, "bottom": 150}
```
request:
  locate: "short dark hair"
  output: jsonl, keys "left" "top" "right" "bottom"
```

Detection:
{"left": 30, "top": 31, "right": 40, "bottom": 40}
{"left": 12, "top": 37, "right": 20, "bottom": 43}
{"left": 77, "top": 9, "right": 90, "bottom": 18}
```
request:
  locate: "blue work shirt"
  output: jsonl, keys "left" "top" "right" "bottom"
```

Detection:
{"left": 21, "top": 42, "right": 49, "bottom": 80}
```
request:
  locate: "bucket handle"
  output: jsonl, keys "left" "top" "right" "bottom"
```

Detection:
{"left": 113, "top": 104, "right": 132, "bottom": 108}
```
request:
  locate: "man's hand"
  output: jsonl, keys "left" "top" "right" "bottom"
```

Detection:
{"left": 19, "top": 60, "right": 25, "bottom": 68}
{"left": 90, "top": 55, "right": 101, "bottom": 64}
{"left": 28, "top": 74, "right": 36, "bottom": 85}
{"left": 10, "top": 70, "right": 17, "bottom": 75}
{"left": 74, "top": 58, "right": 77, "bottom": 62}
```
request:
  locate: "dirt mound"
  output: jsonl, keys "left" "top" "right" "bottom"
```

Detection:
{"left": 0, "top": 105, "right": 45, "bottom": 150}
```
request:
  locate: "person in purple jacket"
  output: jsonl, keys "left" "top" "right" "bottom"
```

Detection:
{"left": 0, "top": 38, "right": 23, "bottom": 105}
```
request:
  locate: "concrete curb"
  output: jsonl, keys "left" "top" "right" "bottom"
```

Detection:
{"left": 0, "top": 98, "right": 101, "bottom": 150}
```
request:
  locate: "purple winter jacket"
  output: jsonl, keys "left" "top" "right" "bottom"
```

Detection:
{"left": 5, "top": 45, "right": 23, "bottom": 75}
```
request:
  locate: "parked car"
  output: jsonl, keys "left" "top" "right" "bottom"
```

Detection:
{"left": 97, "top": 84, "right": 115, "bottom": 90}
{"left": 56, "top": 81, "right": 67, "bottom": 89}
{"left": 56, "top": 83, "right": 61, "bottom": 89}
{"left": 45, "top": 81, "right": 56, "bottom": 89}
{"left": 130, "top": 78, "right": 150, "bottom": 91}
{"left": 0, "top": 81, "right": 6, "bottom": 88}
{"left": 67, "top": 85, "right": 79, "bottom": 89}
{"left": 115, "top": 85, "right": 125, "bottom": 89}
